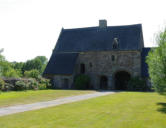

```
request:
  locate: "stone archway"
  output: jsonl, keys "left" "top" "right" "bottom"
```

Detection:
{"left": 114, "top": 71, "right": 131, "bottom": 90}
{"left": 100, "top": 76, "right": 108, "bottom": 90}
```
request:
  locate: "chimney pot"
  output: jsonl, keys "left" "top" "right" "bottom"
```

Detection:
{"left": 99, "top": 19, "right": 107, "bottom": 28}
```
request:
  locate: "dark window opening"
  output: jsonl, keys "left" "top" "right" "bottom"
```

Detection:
{"left": 112, "top": 55, "right": 115, "bottom": 61}
{"left": 100, "top": 76, "right": 108, "bottom": 90}
{"left": 80, "top": 63, "right": 85, "bottom": 74}
{"left": 63, "top": 78, "right": 69, "bottom": 89}
{"left": 89, "top": 62, "right": 92, "bottom": 68}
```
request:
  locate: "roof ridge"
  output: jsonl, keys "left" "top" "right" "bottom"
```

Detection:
{"left": 62, "top": 24, "right": 142, "bottom": 31}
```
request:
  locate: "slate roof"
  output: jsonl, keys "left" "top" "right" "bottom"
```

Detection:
{"left": 43, "top": 53, "right": 78, "bottom": 75}
{"left": 141, "top": 48, "right": 151, "bottom": 77}
{"left": 54, "top": 24, "right": 144, "bottom": 52}
{"left": 44, "top": 24, "right": 147, "bottom": 75}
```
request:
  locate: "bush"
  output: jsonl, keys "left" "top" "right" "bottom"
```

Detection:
{"left": 3, "top": 83, "right": 14, "bottom": 91}
{"left": 15, "top": 80, "right": 27, "bottom": 91}
{"left": 37, "top": 77, "right": 51, "bottom": 89}
{"left": 74, "top": 74, "right": 90, "bottom": 90}
{"left": 1, "top": 77, "right": 50, "bottom": 91}
{"left": 0, "top": 78, "right": 5, "bottom": 91}
{"left": 38, "top": 83, "right": 47, "bottom": 90}
{"left": 27, "top": 78, "right": 39, "bottom": 90}
{"left": 24, "top": 69, "right": 40, "bottom": 79}
{"left": 127, "top": 77, "right": 148, "bottom": 91}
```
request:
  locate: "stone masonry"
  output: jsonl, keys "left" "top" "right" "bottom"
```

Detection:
{"left": 53, "top": 50, "right": 141, "bottom": 89}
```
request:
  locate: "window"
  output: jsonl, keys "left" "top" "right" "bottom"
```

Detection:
{"left": 89, "top": 62, "right": 92, "bottom": 68}
{"left": 63, "top": 78, "right": 69, "bottom": 89}
{"left": 80, "top": 63, "right": 85, "bottom": 74}
{"left": 112, "top": 37, "right": 119, "bottom": 49}
{"left": 112, "top": 55, "right": 115, "bottom": 61}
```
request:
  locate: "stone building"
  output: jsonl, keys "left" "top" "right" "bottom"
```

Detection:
{"left": 43, "top": 20, "right": 150, "bottom": 90}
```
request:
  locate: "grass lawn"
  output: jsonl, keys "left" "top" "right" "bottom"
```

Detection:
{"left": 0, "top": 92, "right": 166, "bottom": 128}
{"left": 0, "top": 90, "right": 95, "bottom": 107}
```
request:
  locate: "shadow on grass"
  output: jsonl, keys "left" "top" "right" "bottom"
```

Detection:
{"left": 157, "top": 102, "right": 166, "bottom": 114}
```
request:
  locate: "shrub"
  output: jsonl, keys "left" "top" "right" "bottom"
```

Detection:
{"left": 24, "top": 69, "right": 40, "bottom": 79}
{"left": 32, "top": 79, "right": 39, "bottom": 90}
{"left": 0, "top": 78, "right": 5, "bottom": 91}
{"left": 127, "top": 77, "right": 148, "bottom": 91}
{"left": 37, "top": 77, "right": 51, "bottom": 89}
{"left": 27, "top": 78, "right": 39, "bottom": 90}
{"left": 1, "top": 77, "right": 50, "bottom": 91}
{"left": 3, "top": 83, "right": 14, "bottom": 91}
{"left": 74, "top": 74, "right": 90, "bottom": 90}
{"left": 15, "top": 80, "right": 27, "bottom": 91}
{"left": 38, "top": 83, "right": 47, "bottom": 90}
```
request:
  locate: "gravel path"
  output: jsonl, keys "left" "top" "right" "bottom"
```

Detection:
{"left": 0, "top": 91, "right": 116, "bottom": 117}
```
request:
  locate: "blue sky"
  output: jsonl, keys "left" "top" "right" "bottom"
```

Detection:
{"left": 0, "top": 0, "right": 166, "bottom": 62}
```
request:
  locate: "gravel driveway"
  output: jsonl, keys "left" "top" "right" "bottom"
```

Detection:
{"left": 0, "top": 91, "right": 116, "bottom": 117}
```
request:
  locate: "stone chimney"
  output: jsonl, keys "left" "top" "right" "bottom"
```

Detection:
{"left": 99, "top": 19, "right": 107, "bottom": 28}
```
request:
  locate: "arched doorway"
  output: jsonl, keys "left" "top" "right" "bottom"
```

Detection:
{"left": 114, "top": 71, "right": 131, "bottom": 90}
{"left": 100, "top": 76, "right": 108, "bottom": 89}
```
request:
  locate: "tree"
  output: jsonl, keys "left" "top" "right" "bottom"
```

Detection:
{"left": 22, "top": 56, "right": 47, "bottom": 74}
{"left": 0, "top": 48, "right": 4, "bottom": 61}
{"left": 0, "top": 49, "right": 4, "bottom": 76}
{"left": 34, "top": 56, "right": 48, "bottom": 73}
{"left": 3, "top": 68, "right": 21, "bottom": 78}
{"left": 35, "top": 56, "right": 48, "bottom": 65}
{"left": 0, "top": 50, "right": 47, "bottom": 78}
{"left": 24, "top": 69, "right": 40, "bottom": 79}
{"left": 13, "top": 62, "right": 24, "bottom": 70}
{"left": 0, "top": 49, "right": 6, "bottom": 77}
{"left": 0, "top": 49, "right": 21, "bottom": 78}
{"left": 146, "top": 28, "right": 166, "bottom": 95}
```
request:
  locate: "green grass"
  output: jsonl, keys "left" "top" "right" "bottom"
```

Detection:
{"left": 0, "top": 90, "right": 94, "bottom": 107}
{"left": 0, "top": 92, "right": 166, "bottom": 128}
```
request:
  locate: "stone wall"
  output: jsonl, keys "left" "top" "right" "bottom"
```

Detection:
{"left": 74, "top": 50, "right": 141, "bottom": 89}
{"left": 52, "top": 75, "right": 74, "bottom": 89}
{"left": 52, "top": 50, "right": 141, "bottom": 90}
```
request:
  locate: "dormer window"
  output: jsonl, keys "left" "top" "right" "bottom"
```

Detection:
{"left": 112, "top": 38, "right": 119, "bottom": 49}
